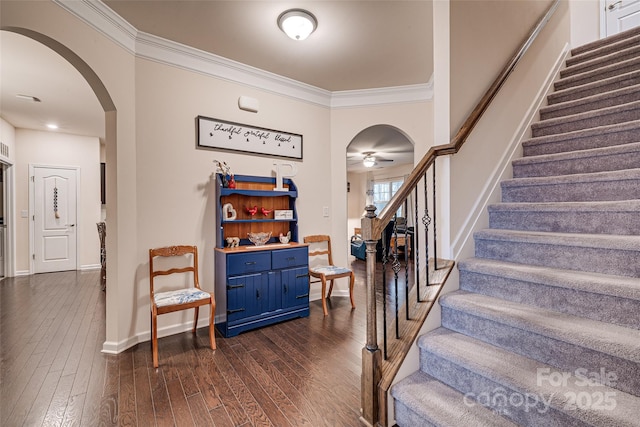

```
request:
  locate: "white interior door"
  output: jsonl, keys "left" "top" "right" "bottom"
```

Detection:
{"left": 33, "top": 166, "right": 78, "bottom": 273}
{"left": 605, "top": 0, "right": 640, "bottom": 36}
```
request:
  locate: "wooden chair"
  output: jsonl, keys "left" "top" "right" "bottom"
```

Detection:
{"left": 303, "top": 235, "right": 355, "bottom": 316}
{"left": 149, "top": 245, "right": 215, "bottom": 368}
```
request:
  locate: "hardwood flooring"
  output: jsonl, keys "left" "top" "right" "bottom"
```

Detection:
{"left": 0, "top": 259, "right": 413, "bottom": 426}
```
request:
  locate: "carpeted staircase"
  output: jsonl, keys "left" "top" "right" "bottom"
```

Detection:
{"left": 391, "top": 27, "right": 640, "bottom": 426}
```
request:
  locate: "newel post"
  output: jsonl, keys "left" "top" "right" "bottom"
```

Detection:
{"left": 360, "top": 205, "right": 382, "bottom": 426}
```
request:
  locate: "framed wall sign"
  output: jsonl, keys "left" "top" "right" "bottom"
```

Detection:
{"left": 196, "top": 115, "right": 303, "bottom": 160}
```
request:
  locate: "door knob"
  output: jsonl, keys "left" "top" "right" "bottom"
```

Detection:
{"left": 608, "top": 1, "right": 622, "bottom": 10}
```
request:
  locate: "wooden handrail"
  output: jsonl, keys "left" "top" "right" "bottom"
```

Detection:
{"left": 370, "top": 0, "right": 560, "bottom": 239}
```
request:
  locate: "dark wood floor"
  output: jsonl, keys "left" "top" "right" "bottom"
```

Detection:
{"left": 1, "top": 257, "right": 413, "bottom": 426}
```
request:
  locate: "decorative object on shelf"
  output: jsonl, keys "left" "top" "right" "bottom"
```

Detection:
{"left": 214, "top": 160, "right": 231, "bottom": 187}
{"left": 247, "top": 231, "right": 272, "bottom": 246}
{"left": 245, "top": 205, "right": 258, "bottom": 216}
{"left": 222, "top": 203, "right": 237, "bottom": 220}
{"left": 197, "top": 116, "right": 303, "bottom": 160}
{"left": 279, "top": 231, "right": 291, "bottom": 244}
{"left": 260, "top": 207, "right": 273, "bottom": 216}
{"left": 225, "top": 236, "right": 240, "bottom": 248}
{"left": 274, "top": 210, "right": 293, "bottom": 220}
{"left": 273, "top": 161, "right": 298, "bottom": 191}
{"left": 228, "top": 174, "right": 236, "bottom": 189}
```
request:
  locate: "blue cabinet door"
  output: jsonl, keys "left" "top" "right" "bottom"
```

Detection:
{"left": 227, "top": 273, "right": 264, "bottom": 322}
{"left": 281, "top": 266, "right": 309, "bottom": 309}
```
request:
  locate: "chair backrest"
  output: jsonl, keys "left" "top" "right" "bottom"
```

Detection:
{"left": 149, "top": 245, "right": 200, "bottom": 299}
{"left": 303, "top": 234, "right": 334, "bottom": 266}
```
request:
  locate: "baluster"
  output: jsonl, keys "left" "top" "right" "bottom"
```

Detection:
{"left": 433, "top": 161, "right": 438, "bottom": 270}
{"left": 404, "top": 198, "right": 410, "bottom": 321}
{"left": 422, "top": 170, "right": 432, "bottom": 287}
{"left": 382, "top": 225, "right": 389, "bottom": 360}
{"left": 392, "top": 215, "right": 400, "bottom": 339}
{"left": 414, "top": 187, "right": 422, "bottom": 302}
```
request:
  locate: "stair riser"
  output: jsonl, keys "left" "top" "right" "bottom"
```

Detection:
{"left": 549, "top": 72, "right": 640, "bottom": 105}
{"left": 488, "top": 209, "right": 640, "bottom": 235}
{"left": 513, "top": 151, "right": 640, "bottom": 178}
{"left": 531, "top": 105, "right": 640, "bottom": 138}
{"left": 554, "top": 60, "right": 640, "bottom": 92}
{"left": 540, "top": 88, "right": 640, "bottom": 120}
{"left": 561, "top": 46, "right": 640, "bottom": 78}
{"left": 420, "top": 352, "right": 583, "bottom": 427}
{"left": 459, "top": 269, "right": 640, "bottom": 330}
{"left": 501, "top": 178, "right": 640, "bottom": 203}
{"left": 522, "top": 128, "right": 640, "bottom": 156}
{"left": 393, "top": 403, "right": 437, "bottom": 427}
{"left": 567, "top": 36, "right": 640, "bottom": 67}
{"left": 441, "top": 307, "right": 640, "bottom": 397}
{"left": 474, "top": 238, "right": 640, "bottom": 277}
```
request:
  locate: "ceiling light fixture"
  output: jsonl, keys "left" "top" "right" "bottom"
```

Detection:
{"left": 46, "top": 123, "right": 59, "bottom": 130}
{"left": 363, "top": 155, "right": 376, "bottom": 168}
{"left": 278, "top": 9, "right": 317, "bottom": 41}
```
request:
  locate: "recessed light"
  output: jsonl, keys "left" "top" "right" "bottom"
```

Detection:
{"left": 16, "top": 94, "right": 41, "bottom": 102}
{"left": 46, "top": 123, "right": 59, "bottom": 130}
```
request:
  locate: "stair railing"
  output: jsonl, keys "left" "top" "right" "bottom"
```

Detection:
{"left": 359, "top": 1, "right": 560, "bottom": 425}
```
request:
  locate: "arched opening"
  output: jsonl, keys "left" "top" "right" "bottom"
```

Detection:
{"left": 346, "top": 124, "right": 414, "bottom": 243}
{"left": 1, "top": 26, "right": 117, "bottom": 341}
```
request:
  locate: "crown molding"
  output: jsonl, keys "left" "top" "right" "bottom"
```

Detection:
{"left": 331, "top": 83, "right": 433, "bottom": 109}
{"left": 54, "top": 0, "right": 137, "bottom": 54}
{"left": 55, "top": 0, "right": 432, "bottom": 108}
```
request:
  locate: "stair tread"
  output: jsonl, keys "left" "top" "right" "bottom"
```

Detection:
{"left": 419, "top": 329, "right": 640, "bottom": 427}
{"left": 554, "top": 55, "right": 640, "bottom": 89}
{"left": 502, "top": 167, "right": 640, "bottom": 187}
{"left": 568, "top": 33, "right": 640, "bottom": 66}
{"left": 522, "top": 118, "right": 640, "bottom": 150}
{"left": 531, "top": 99, "right": 640, "bottom": 131}
{"left": 571, "top": 26, "right": 640, "bottom": 56}
{"left": 441, "top": 291, "right": 640, "bottom": 362}
{"left": 474, "top": 228, "right": 640, "bottom": 251}
{"left": 540, "top": 83, "right": 640, "bottom": 117}
{"left": 488, "top": 199, "right": 640, "bottom": 214}
{"left": 514, "top": 141, "right": 640, "bottom": 166}
{"left": 458, "top": 257, "right": 640, "bottom": 302}
{"left": 391, "top": 371, "right": 519, "bottom": 427}
{"left": 550, "top": 69, "right": 640, "bottom": 104}
{"left": 561, "top": 44, "right": 640, "bottom": 78}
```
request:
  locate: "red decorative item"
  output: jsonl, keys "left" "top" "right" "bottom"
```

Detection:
{"left": 261, "top": 207, "right": 273, "bottom": 216}
{"left": 228, "top": 174, "right": 236, "bottom": 189}
{"left": 245, "top": 205, "right": 258, "bottom": 216}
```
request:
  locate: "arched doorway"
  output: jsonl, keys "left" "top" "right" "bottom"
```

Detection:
{"left": 346, "top": 125, "right": 414, "bottom": 242}
{"left": 0, "top": 26, "right": 117, "bottom": 338}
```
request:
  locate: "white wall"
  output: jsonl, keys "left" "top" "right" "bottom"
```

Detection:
{"left": 132, "top": 56, "right": 332, "bottom": 338}
{"left": 570, "top": 0, "right": 601, "bottom": 46}
{"left": 14, "top": 129, "right": 101, "bottom": 273}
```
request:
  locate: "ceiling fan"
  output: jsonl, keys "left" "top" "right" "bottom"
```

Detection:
{"left": 348, "top": 151, "right": 394, "bottom": 168}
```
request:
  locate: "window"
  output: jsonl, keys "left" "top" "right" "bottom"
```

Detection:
{"left": 372, "top": 178, "right": 404, "bottom": 215}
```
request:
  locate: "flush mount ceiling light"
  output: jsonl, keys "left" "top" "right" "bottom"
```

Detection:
{"left": 278, "top": 9, "right": 317, "bottom": 41}
{"left": 363, "top": 155, "right": 376, "bottom": 168}
{"left": 46, "top": 123, "right": 59, "bottom": 130}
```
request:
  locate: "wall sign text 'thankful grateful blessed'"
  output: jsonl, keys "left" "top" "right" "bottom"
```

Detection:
{"left": 196, "top": 115, "right": 303, "bottom": 160}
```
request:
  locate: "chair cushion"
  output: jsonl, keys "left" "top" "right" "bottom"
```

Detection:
{"left": 310, "top": 265, "right": 351, "bottom": 276}
{"left": 154, "top": 288, "right": 210, "bottom": 307}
